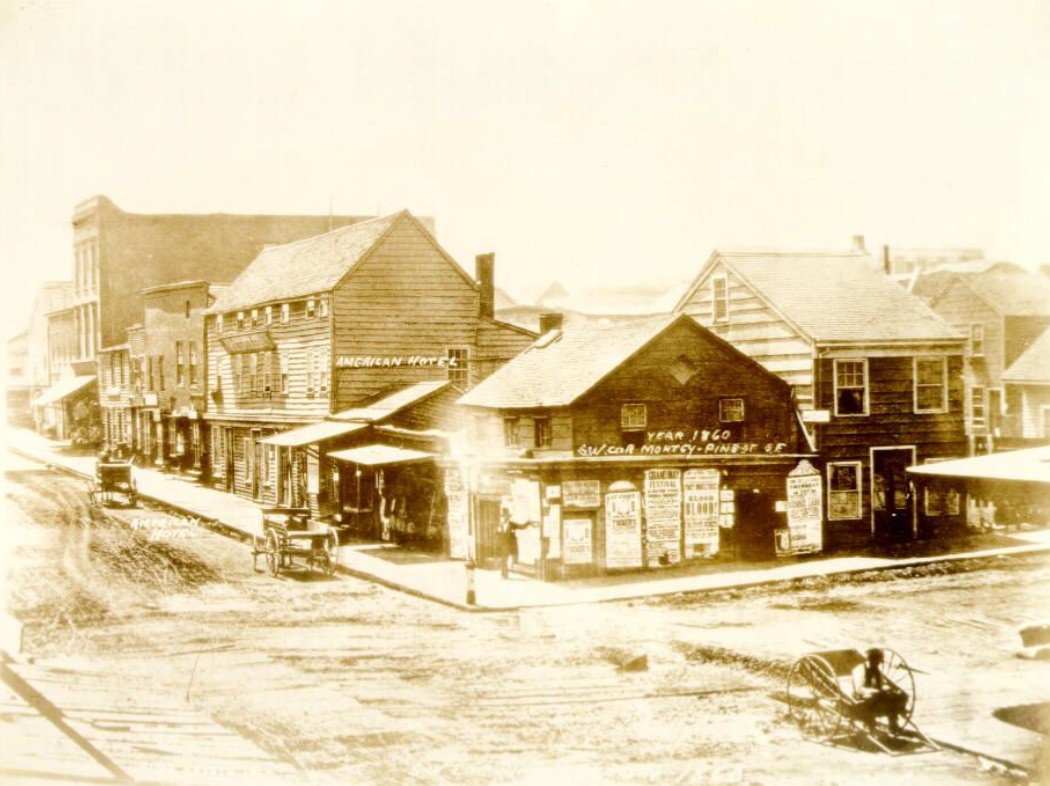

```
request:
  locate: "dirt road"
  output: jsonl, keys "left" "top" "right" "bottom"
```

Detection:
{"left": 3, "top": 465, "right": 1045, "bottom": 785}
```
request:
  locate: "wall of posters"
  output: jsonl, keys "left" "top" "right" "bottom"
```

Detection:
{"left": 784, "top": 460, "right": 823, "bottom": 554}
{"left": 605, "top": 490, "right": 643, "bottom": 568}
{"left": 644, "top": 469, "right": 682, "bottom": 565}
{"left": 562, "top": 480, "right": 601, "bottom": 509}
{"left": 444, "top": 468, "right": 468, "bottom": 559}
{"left": 563, "top": 518, "right": 593, "bottom": 564}
{"left": 683, "top": 469, "right": 720, "bottom": 556}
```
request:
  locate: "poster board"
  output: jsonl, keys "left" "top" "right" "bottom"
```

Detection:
{"left": 683, "top": 469, "right": 720, "bottom": 556}
{"left": 444, "top": 468, "right": 469, "bottom": 560}
{"left": 644, "top": 469, "right": 682, "bottom": 565}
{"left": 543, "top": 503, "right": 562, "bottom": 560}
{"left": 783, "top": 460, "right": 823, "bottom": 554}
{"left": 562, "top": 479, "right": 601, "bottom": 509}
{"left": 605, "top": 490, "right": 642, "bottom": 568}
{"left": 563, "top": 518, "right": 593, "bottom": 564}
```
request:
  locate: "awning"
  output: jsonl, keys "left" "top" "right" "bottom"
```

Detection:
{"left": 328, "top": 444, "right": 436, "bottom": 467}
{"left": 220, "top": 332, "right": 276, "bottom": 353}
{"left": 260, "top": 421, "right": 366, "bottom": 447}
{"left": 908, "top": 445, "right": 1050, "bottom": 485}
{"left": 34, "top": 375, "right": 96, "bottom": 407}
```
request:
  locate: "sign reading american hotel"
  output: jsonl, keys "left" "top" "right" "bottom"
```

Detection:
{"left": 336, "top": 355, "right": 461, "bottom": 368}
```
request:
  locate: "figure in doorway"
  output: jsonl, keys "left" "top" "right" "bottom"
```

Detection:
{"left": 499, "top": 509, "right": 529, "bottom": 578}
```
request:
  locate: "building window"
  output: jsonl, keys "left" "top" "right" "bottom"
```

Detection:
{"left": 280, "top": 303, "right": 289, "bottom": 324}
{"left": 971, "top": 385, "right": 986, "bottom": 430}
{"left": 251, "top": 308, "right": 259, "bottom": 327}
{"left": 834, "top": 359, "right": 868, "bottom": 416}
{"left": 279, "top": 354, "right": 288, "bottom": 394}
{"left": 621, "top": 403, "right": 647, "bottom": 431}
{"left": 319, "top": 351, "right": 329, "bottom": 393}
{"left": 175, "top": 342, "right": 185, "bottom": 386}
{"left": 236, "top": 311, "right": 245, "bottom": 330}
{"left": 233, "top": 354, "right": 243, "bottom": 394}
{"left": 147, "top": 357, "right": 155, "bottom": 392}
{"left": 970, "top": 324, "right": 984, "bottom": 357}
{"left": 446, "top": 347, "right": 470, "bottom": 388}
{"left": 249, "top": 353, "right": 259, "bottom": 394}
{"left": 828, "top": 462, "right": 862, "bottom": 520}
{"left": 712, "top": 276, "right": 729, "bottom": 323}
{"left": 319, "top": 297, "right": 329, "bottom": 318}
{"left": 185, "top": 300, "right": 191, "bottom": 319}
{"left": 307, "top": 351, "right": 316, "bottom": 394}
{"left": 914, "top": 357, "right": 948, "bottom": 413}
{"left": 719, "top": 398, "right": 745, "bottom": 423}
{"left": 265, "top": 305, "right": 273, "bottom": 325}
{"left": 216, "top": 314, "right": 224, "bottom": 334}
{"left": 534, "top": 417, "right": 551, "bottom": 448}
{"left": 189, "top": 342, "right": 198, "bottom": 385}
{"left": 504, "top": 418, "right": 520, "bottom": 448}
{"left": 306, "top": 298, "right": 316, "bottom": 319}
{"left": 157, "top": 356, "right": 165, "bottom": 391}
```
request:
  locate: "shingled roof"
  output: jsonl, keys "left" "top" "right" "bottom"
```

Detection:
{"left": 458, "top": 313, "right": 690, "bottom": 409}
{"left": 1002, "top": 327, "right": 1050, "bottom": 384}
{"left": 676, "top": 251, "right": 963, "bottom": 344}
{"left": 946, "top": 268, "right": 1050, "bottom": 317}
{"left": 208, "top": 212, "right": 405, "bottom": 313}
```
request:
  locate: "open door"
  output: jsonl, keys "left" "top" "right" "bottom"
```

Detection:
{"left": 872, "top": 447, "right": 915, "bottom": 543}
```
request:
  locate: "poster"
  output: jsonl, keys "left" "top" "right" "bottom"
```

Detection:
{"left": 444, "top": 468, "right": 468, "bottom": 560}
{"left": 306, "top": 452, "right": 319, "bottom": 494}
{"left": 605, "top": 490, "right": 643, "bottom": 568}
{"left": 683, "top": 469, "right": 720, "bottom": 556}
{"left": 511, "top": 478, "right": 542, "bottom": 523}
{"left": 784, "top": 460, "right": 823, "bottom": 554}
{"left": 562, "top": 479, "right": 601, "bottom": 509}
{"left": 563, "top": 518, "right": 593, "bottom": 564}
{"left": 644, "top": 469, "right": 682, "bottom": 565}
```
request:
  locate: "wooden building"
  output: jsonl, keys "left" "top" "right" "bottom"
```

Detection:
{"left": 456, "top": 313, "right": 814, "bottom": 578}
{"left": 203, "top": 210, "right": 535, "bottom": 524}
{"left": 675, "top": 249, "right": 969, "bottom": 548}
{"left": 1001, "top": 326, "right": 1050, "bottom": 442}
{"left": 912, "top": 265, "right": 1050, "bottom": 451}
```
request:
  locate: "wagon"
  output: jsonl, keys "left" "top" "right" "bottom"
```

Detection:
{"left": 252, "top": 508, "right": 339, "bottom": 578}
{"left": 785, "top": 648, "right": 939, "bottom": 753}
{"left": 88, "top": 460, "right": 138, "bottom": 507}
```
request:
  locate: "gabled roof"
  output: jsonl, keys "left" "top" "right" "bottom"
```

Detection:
{"left": 943, "top": 268, "right": 1050, "bottom": 317}
{"left": 675, "top": 250, "right": 962, "bottom": 344}
{"left": 459, "top": 313, "right": 711, "bottom": 409}
{"left": 1002, "top": 327, "right": 1050, "bottom": 384}
{"left": 208, "top": 211, "right": 446, "bottom": 313}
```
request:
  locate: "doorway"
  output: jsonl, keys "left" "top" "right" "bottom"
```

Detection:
{"left": 476, "top": 499, "right": 503, "bottom": 568}
{"left": 871, "top": 447, "right": 915, "bottom": 543}
{"left": 735, "top": 490, "right": 777, "bottom": 561}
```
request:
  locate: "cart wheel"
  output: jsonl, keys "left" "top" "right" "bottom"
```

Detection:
{"left": 786, "top": 654, "right": 842, "bottom": 740}
{"left": 265, "top": 529, "right": 281, "bottom": 577}
{"left": 876, "top": 648, "right": 916, "bottom": 723}
{"left": 322, "top": 530, "right": 338, "bottom": 576}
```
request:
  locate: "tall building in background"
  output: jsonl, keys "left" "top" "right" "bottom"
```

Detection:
{"left": 70, "top": 195, "right": 381, "bottom": 361}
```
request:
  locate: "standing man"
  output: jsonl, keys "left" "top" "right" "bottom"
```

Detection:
{"left": 499, "top": 509, "right": 528, "bottom": 579}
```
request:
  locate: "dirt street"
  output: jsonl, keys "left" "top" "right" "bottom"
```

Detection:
{"left": 3, "top": 465, "right": 1047, "bottom": 786}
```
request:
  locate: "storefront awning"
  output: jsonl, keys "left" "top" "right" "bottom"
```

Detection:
{"left": 34, "top": 375, "right": 96, "bottom": 406}
{"left": 260, "top": 421, "right": 366, "bottom": 447}
{"left": 220, "top": 332, "right": 276, "bottom": 353}
{"left": 328, "top": 444, "right": 436, "bottom": 467}
{"left": 907, "top": 445, "right": 1050, "bottom": 484}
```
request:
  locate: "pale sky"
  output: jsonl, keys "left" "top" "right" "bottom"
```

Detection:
{"left": 2, "top": 0, "right": 1049, "bottom": 340}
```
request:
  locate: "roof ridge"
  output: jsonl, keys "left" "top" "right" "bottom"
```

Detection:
{"left": 256, "top": 211, "right": 401, "bottom": 254}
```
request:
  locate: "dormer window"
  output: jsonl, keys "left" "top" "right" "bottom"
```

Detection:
{"left": 319, "top": 297, "right": 329, "bottom": 318}
{"left": 280, "top": 303, "right": 289, "bottom": 324}
{"left": 236, "top": 311, "right": 245, "bottom": 330}
{"left": 265, "top": 305, "right": 273, "bottom": 325}
{"left": 251, "top": 308, "right": 259, "bottom": 327}
{"left": 306, "top": 298, "right": 316, "bottom": 319}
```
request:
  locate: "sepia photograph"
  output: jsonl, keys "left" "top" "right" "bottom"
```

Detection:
{"left": 1, "top": 1, "right": 1049, "bottom": 784}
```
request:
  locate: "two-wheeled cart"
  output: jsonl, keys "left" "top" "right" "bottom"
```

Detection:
{"left": 252, "top": 508, "right": 339, "bottom": 578}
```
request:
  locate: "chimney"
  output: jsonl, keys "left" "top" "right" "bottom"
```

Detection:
{"left": 538, "top": 312, "right": 564, "bottom": 334}
{"left": 882, "top": 245, "right": 891, "bottom": 276}
{"left": 476, "top": 253, "right": 495, "bottom": 319}
{"left": 851, "top": 234, "right": 867, "bottom": 254}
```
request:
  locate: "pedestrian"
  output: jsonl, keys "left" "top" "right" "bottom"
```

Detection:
{"left": 499, "top": 510, "right": 527, "bottom": 578}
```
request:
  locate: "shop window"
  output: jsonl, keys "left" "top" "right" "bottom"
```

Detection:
{"left": 504, "top": 418, "right": 520, "bottom": 448}
{"left": 712, "top": 276, "right": 729, "bottom": 323}
{"left": 534, "top": 417, "right": 551, "bottom": 448}
{"left": 719, "top": 398, "right": 745, "bottom": 423}
{"left": 827, "top": 461, "right": 862, "bottom": 520}
{"left": 914, "top": 357, "right": 948, "bottom": 413}
{"left": 447, "top": 347, "right": 470, "bottom": 388}
{"left": 834, "top": 359, "right": 868, "bottom": 416}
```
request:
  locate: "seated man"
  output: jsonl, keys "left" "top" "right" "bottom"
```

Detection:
{"left": 853, "top": 648, "right": 908, "bottom": 734}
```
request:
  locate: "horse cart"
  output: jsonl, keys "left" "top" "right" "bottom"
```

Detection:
{"left": 252, "top": 508, "right": 339, "bottom": 578}
{"left": 88, "top": 460, "right": 138, "bottom": 508}
{"left": 785, "top": 648, "right": 939, "bottom": 753}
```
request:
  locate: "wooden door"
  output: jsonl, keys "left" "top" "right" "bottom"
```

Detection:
{"left": 251, "top": 430, "right": 264, "bottom": 500}
{"left": 735, "top": 490, "right": 776, "bottom": 561}
{"left": 872, "top": 448, "right": 914, "bottom": 543}
{"left": 476, "top": 500, "right": 503, "bottom": 568}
